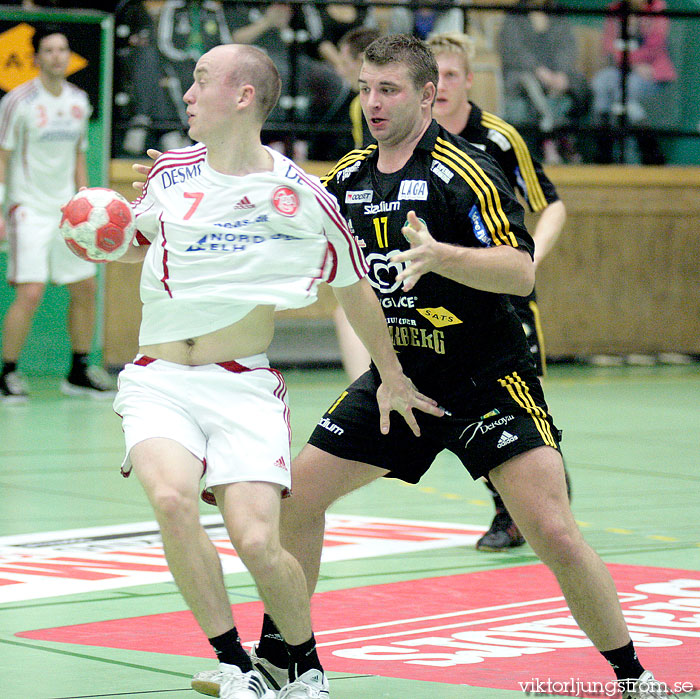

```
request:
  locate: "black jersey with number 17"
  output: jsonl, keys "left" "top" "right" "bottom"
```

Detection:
{"left": 322, "top": 120, "right": 536, "bottom": 411}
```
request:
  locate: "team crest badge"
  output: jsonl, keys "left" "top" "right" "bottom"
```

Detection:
{"left": 272, "top": 186, "right": 299, "bottom": 217}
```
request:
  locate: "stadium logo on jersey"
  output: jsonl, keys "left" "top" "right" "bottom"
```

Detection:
{"left": 271, "top": 186, "right": 299, "bottom": 217}
{"left": 233, "top": 196, "right": 255, "bottom": 210}
{"left": 416, "top": 307, "right": 463, "bottom": 328}
{"left": 160, "top": 163, "right": 202, "bottom": 189}
{"left": 430, "top": 160, "right": 454, "bottom": 184}
{"left": 398, "top": 179, "right": 428, "bottom": 201}
{"left": 345, "top": 190, "right": 373, "bottom": 204}
{"left": 469, "top": 205, "right": 491, "bottom": 247}
{"left": 364, "top": 201, "right": 400, "bottom": 216}
{"left": 336, "top": 160, "right": 362, "bottom": 182}
{"left": 365, "top": 250, "right": 405, "bottom": 294}
{"left": 318, "top": 417, "right": 345, "bottom": 436}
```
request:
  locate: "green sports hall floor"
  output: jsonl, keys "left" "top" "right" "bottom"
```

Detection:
{"left": 1, "top": 363, "right": 698, "bottom": 699}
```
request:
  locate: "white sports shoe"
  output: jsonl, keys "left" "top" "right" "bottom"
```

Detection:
{"left": 621, "top": 671, "right": 679, "bottom": 699}
{"left": 278, "top": 669, "right": 329, "bottom": 698}
{"left": 191, "top": 663, "right": 275, "bottom": 698}
{"left": 250, "top": 645, "right": 289, "bottom": 693}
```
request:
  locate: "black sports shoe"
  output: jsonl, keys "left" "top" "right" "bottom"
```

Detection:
{"left": 476, "top": 509, "right": 526, "bottom": 551}
{"left": 61, "top": 365, "right": 115, "bottom": 398}
{"left": 0, "top": 371, "right": 29, "bottom": 403}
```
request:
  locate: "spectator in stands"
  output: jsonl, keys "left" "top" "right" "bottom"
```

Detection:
{"left": 120, "top": 0, "right": 237, "bottom": 154}
{"left": 591, "top": 0, "right": 676, "bottom": 164}
{"left": 294, "top": 1, "right": 369, "bottom": 73}
{"left": 365, "top": 0, "right": 465, "bottom": 39}
{"left": 117, "top": 1, "right": 191, "bottom": 155}
{"left": 498, "top": 0, "right": 590, "bottom": 163}
{"left": 155, "top": 1, "right": 235, "bottom": 138}
{"left": 224, "top": 2, "right": 348, "bottom": 157}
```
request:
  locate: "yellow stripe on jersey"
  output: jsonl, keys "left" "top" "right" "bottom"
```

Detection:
{"left": 434, "top": 137, "right": 517, "bottom": 247}
{"left": 321, "top": 146, "right": 377, "bottom": 186}
{"left": 481, "top": 111, "right": 548, "bottom": 212}
{"left": 528, "top": 299, "right": 547, "bottom": 376}
{"left": 497, "top": 371, "right": 557, "bottom": 446}
{"left": 328, "top": 391, "right": 349, "bottom": 414}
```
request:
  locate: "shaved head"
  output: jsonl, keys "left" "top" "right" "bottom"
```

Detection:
{"left": 209, "top": 44, "right": 282, "bottom": 121}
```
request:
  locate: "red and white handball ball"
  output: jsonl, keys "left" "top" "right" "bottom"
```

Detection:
{"left": 60, "top": 187, "right": 135, "bottom": 262}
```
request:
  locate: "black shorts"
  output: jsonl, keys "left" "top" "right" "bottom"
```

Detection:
{"left": 307, "top": 366, "right": 562, "bottom": 484}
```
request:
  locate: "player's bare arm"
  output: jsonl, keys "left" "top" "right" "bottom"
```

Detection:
{"left": 393, "top": 210, "right": 534, "bottom": 296}
{"left": 116, "top": 243, "right": 148, "bottom": 263}
{"left": 74, "top": 149, "right": 88, "bottom": 191}
{"left": 532, "top": 199, "right": 566, "bottom": 268}
{"left": 333, "top": 278, "right": 444, "bottom": 437}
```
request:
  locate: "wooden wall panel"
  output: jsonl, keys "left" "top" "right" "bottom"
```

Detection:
{"left": 104, "top": 161, "right": 700, "bottom": 367}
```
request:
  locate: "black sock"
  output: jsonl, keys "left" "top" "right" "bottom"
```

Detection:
{"left": 601, "top": 640, "right": 645, "bottom": 681}
{"left": 287, "top": 633, "right": 322, "bottom": 680}
{"left": 1, "top": 361, "right": 17, "bottom": 377}
{"left": 70, "top": 352, "right": 89, "bottom": 376}
{"left": 256, "top": 614, "right": 289, "bottom": 668}
{"left": 208, "top": 627, "right": 253, "bottom": 671}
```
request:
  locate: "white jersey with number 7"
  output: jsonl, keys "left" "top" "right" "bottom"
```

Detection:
{"left": 132, "top": 144, "right": 368, "bottom": 345}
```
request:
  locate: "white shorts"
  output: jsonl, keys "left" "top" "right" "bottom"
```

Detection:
{"left": 113, "top": 354, "right": 292, "bottom": 504}
{"left": 5, "top": 204, "right": 95, "bottom": 284}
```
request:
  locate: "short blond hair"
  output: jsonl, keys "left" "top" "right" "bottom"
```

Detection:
{"left": 425, "top": 32, "right": 476, "bottom": 75}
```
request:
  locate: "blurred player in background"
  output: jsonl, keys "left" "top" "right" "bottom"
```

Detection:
{"left": 0, "top": 26, "right": 113, "bottom": 402}
{"left": 427, "top": 30, "right": 571, "bottom": 551}
{"left": 118, "top": 43, "right": 439, "bottom": 699}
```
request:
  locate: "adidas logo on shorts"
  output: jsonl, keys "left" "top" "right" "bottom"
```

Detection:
{"left": 274, "top": 456, "right": 288, "bottom": 471}
{"left": 497, "top": 431, "right": 518, "bottom": 448}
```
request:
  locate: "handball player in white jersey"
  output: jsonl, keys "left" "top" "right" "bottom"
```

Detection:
{"left": 0, "top": 26, "right": 113, "bottom": 401}
{"left": 113, "top": 43, "right": 441, "bottom": 699}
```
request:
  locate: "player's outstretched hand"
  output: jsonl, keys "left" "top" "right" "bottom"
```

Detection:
{"left": 392, "top": 210, "right": 442, "bottom": 292}
{"left": 131, "top": 148, "right": 162, "bottom": 191}
{"left": 376, "top": 374, "right": 444, "bottom": 437}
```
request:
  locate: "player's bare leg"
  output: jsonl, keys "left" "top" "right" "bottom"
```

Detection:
{"left": 0, "top": 283, "right": 44, "bottom": 400}
{"left": 280, "top": 444, "right": 388, "bottom": 595}
{"left": 1, "top": 282, "right": 45, "bottom": 360}
{"left": 131, "top": 438, "right": 236, "bottom": 637}
{"left": 489, "top": 446, "right": 630, "bottom": 651}
{"left": 63, "top": 276, "right": 114, "bottom": 396}
{"left": 214, "top": 480, "right": 314, "bottom": 646}
{"left": 214, "top": 478, "right": 330, "bottom": 695}
{"left": 66, "top": 276, "right": 97, "bottom": 353}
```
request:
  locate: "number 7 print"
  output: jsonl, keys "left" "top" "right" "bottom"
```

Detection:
{"left": 183, "top": 191, "right": 204, "bottom": 219}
